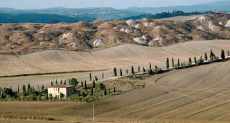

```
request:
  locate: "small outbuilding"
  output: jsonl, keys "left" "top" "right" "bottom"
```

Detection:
{"left": 48, "top": 85, "right": 74, "bottom": 99}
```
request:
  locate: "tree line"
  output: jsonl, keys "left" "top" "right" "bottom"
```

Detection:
{"left": 112, "top": 49, "right": 230, "bottom": 77}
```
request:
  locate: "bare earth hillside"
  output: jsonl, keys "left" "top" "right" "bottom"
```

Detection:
{"left": 1, "top": 60, "right": 230, "bottom": 123}
{"left": 0, "top": 40, "right": 230, "bottom": 88}
{"left": 73, "top": 60, "right": 230, "bottom": 122}
{"left": 0, "top": 13, "right": 229, "bottom": 54}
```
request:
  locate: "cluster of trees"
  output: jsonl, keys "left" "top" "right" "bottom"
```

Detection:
{"left": 69, "top": 79, "right": 117, "bottom": 102}
{"left": 50, "top": 78, "right": 79, "bottom": 87}
{"left": 0, "top": 84, "right": 47, "bottom": 101}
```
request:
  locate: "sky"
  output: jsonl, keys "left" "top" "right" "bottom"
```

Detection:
{"left": 0, "top": 0, "right": 223, "bottom": 9}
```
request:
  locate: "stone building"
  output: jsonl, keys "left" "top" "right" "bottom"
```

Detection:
{"left": 48, "top": 85, "right": 74, "bottom": 99}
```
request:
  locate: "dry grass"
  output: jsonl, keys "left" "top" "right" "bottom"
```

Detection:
{"left": 1, "top": 61, "right": 230, "bottom": 122}
{"left": 1, "top": 40, "right": 230, "bottom": 88}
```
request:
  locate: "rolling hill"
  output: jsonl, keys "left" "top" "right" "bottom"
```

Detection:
{"left": 0, "top": 1, "right": 229, "bottom": 23}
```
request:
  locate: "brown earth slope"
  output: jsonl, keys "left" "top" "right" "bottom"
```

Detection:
{"left": 0, "top": 13, "right": 229, "bottom": 54}
{"left": 0, "top": 40, "right": 230, "bottom": 88}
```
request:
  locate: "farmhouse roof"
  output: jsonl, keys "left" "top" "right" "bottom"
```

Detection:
{"left": 48, "top": 85, "right": 73, "bottom": 88}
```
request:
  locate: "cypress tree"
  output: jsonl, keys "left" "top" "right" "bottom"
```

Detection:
{"left": 120, "top": 69, "right": 123, "bottom": 76}
{"left": 131, "top": 66, "right": 135, "bottom": 75}
{"left": 22, "top": 84, "right": 26, "bottom": 96}
{"left": 17, "top": 85, "right": 20, "bottom": 94}
{"left": 41, "top": 85, "right": 45, "bottom": 91}
{"left": 113, "top": 87, "right": 116, "bottom": 93}
{"left": 228, "top": 50, "right": 230, "bottom": 56}
{"left": 81, "top": 81, "right": 84, "bottom": 87}
{"left": 149, "top": 63, "right": 152, "bottom": 71}
{"left": 172, "top": 58, "right": 175, "bottom": 68}
{"left": 104, "top": 88, "right": 107, "bottom": 96}
{"left": 194, "top": 57, "right": 197, "bottom": 65}
{"left": 143, "top": 67, "right": 146, "bottom": 73}
{"left": 188, "top": 57, "right": 192, "bottom": 66}
{"left": 221, "top": 49, "right": 225, "bottom": 60}
{"left": 210, "top": 49, "right": 216, "bottom": 61}
{"left": 95, "top": 76, "right": 98, "bottom": 81}
{"left": 91, "top": 88, "right": 94, "bottom": 96}
{"left": 51, "top": 81, "right": 54, "bottom": 86}
{"left": 204, "top": 52, "right": 208, "bottom": 61}
{"left": 27, "top": 84, "right": 31, "bottom": 94}
{"left": 166, "top": 58, "right": 170, "bottom": 70}
{"left": 84, "top": 81, "right": 87, "bottom": 89}
{"left": 89, "top": 73, "right": 92, "bottom": 81}
{"left": 93, "top": 81, "right": 96, "bottom": 88}
{"left": 55, "top": 80, "right": 58, "bottom": 85}
{"left": 113, "top": 67, "right": 117, "bottom": 77}
{"left": 177, "top": 58, "right": 180, "bottom": 68}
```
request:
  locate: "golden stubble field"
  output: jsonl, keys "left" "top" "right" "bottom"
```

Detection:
{"left": 1, "top": 60, "right": 230, "bottom": 123}
{"left": 1, "top": 40, "right": 230, "bottom": 88}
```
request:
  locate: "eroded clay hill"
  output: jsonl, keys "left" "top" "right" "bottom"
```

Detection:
{"left": 0, "top": 13, "right": 229, "bottom": 54}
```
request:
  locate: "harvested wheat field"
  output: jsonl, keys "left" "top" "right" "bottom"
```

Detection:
{"left": 1, "top": 61, "right": 230, "bottom": 123}
{"left": 1, "top": 40, "right": 230, "bottom": 88}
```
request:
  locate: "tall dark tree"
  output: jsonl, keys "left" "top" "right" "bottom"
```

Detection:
{"left": 228, "top": 50, "right": 230, "bottom": 56}
{"left": 51, "top": 81, "right": 54, "bottom": 86}
{"left": 204, "top": 52, "right": 208, "bottom": 61}
{"left": 177, "top": 58, "right": 180, "bottom": 68}
{"left": 113, "top": 67, "right": 117, "bottom": 77}
{"left": 95, "top": 76, "right": 98, "bottom": 81}
{"left": 84, "top": 81, "right": 87, "bottom": 89}
{"left": 104, "top": 88, "right": 107, "bottom": 96}
{"left": 143, "top": 67, "right": 146, "bottom": 73}
{"left": 89, "top": 73, "right": 92, "bottom": 81}
{"left": 93, "top": 81, "right": 96, "bottom": 88}
{"left": 55, "top": 80, "right": 58, "bottom": 85}
{"left": 155, "top": 65, "right": 158, "bottom": 72}
{"left": 194, "top": 57, "right": 197, "bottom": 65}
{"left": 27, "top": 84, "right": 31, "bottom": 94}
{"left": 91, "top": 88, "right": 94, "bottom": 96}
{"left": 81, "top": 81, "right": 84, "bottom": 87}
{"left": 221, "top": 49, "right": 225, "bottom": 60}
{"left": 120, "top": 69, "right": 123, "bottom": 76}
{"left": 22, "top": 84, "right": 26, "bottom": 96}
{"left": 131, "top": 66, "right": 135, "bottom": 75}
{"left": 188, "top": 57, "right": 192, "bottom": 66}
{"left": 166, "top": 58, "right": 170, "bottom": 70}
{"left": 172, "top": 58, "right": 175, "bottom": 68}
{"left": 149, "top": 63, "right": 152, "bottom": 71}
{"left": 41, "top": 85, "right": 45, "bottom": 91}
{"left": 148, "top": 63, "right": 154, "bottom": 74}
{"left": 210, "top": 49, "right": 216, "bottom": 61}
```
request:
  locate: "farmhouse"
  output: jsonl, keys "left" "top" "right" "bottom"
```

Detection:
{"left": 48, "top": 85, "right": 74, "bottom": 98}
